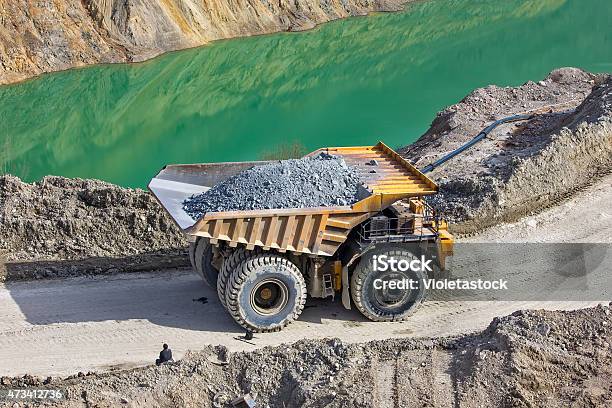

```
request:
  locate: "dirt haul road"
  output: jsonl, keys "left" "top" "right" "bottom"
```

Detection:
{"left": 0, "top": 175, "right": 610, "bottom": 377}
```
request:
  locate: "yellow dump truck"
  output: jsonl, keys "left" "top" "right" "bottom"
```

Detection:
{"left": 149, "top": 142, "right": 453, "bottom": 332}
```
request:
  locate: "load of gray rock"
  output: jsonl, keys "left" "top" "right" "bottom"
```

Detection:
{"left": 183, "top": 153, "right": 364, "bottom": 219}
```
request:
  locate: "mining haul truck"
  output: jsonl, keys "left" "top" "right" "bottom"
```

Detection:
{"left": 150, "top": 142, "right": 453, "bottom": 332}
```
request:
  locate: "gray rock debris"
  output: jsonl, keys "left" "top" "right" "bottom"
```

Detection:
{"left": 183, "top": 153, "right": 364, "bottom": 219}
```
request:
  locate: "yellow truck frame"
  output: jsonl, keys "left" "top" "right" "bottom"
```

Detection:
{"left": 150, "top": 142, "right": 453, "bottom": 332}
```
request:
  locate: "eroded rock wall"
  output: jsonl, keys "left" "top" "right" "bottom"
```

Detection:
{"left": 0, "top": 175, "right": 187, "bottom": 281}
{"left": 0, "top": 0, "right": 405, "bottom": 84}
{"left": 400, "top": 68, "right": 612, "bottom": 234}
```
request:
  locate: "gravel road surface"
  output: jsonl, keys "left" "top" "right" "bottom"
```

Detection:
{"left": 0, "top": 272, "right": 601, "bottom": 377}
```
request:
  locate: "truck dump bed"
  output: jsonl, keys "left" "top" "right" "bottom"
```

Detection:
{"left": 149, "top": 142, "right": 437, "bottom": 256}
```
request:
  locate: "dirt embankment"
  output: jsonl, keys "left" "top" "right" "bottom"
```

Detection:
{"left": 0, "top": 176, "right": 187, "bottom": 281}
{"left": 0, "top": 0, "right": 408, "bottom": 85}
{"left": 1, "top": 305, "right": 609, "bottom": 407}
{"left": 400, "top": 68, "right": 612, "bottom": 234}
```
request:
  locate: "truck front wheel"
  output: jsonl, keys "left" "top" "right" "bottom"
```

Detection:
{"left": 351, "top": 247, "right": 426, "bottom": 321}
{"left": 225, "top": 254, "right": 306, "bottom": 332}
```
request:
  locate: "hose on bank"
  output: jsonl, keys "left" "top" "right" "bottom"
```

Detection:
{"left": 420, "top": 113, "right": 534, "bottom": 174}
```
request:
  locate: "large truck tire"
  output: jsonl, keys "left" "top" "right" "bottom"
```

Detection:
{"left": 225, "top": 254, "right": 307, "bottom": 332}
{"left": 351, "top": 247, "right": 426, "bottom": 322}
{"left": 217, "top": 247, "right": 258, "bottom": 310}
{"left": 193, "top": 238, "right": 219, "bottom": 289}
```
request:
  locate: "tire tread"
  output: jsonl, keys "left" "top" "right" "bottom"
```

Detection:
{"left": 217, "top": 247, "right": 259, "bottom": 309}
{"left": 226, "top": 254, "right": 306, "bottom": 332}
{"left": 350, "top": 248, "right": 425, "bottom": 322}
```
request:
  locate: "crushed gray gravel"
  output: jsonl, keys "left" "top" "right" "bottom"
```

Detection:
{"left": 183, "top": 153, "right": 364, "bottom": 219}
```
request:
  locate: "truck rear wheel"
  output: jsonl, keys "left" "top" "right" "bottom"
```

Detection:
{"left": 193, "top": 238, "right": 219, "bottom": 288}
{"left": 225, "top": 254, "right": 306, "bottom": 332}
{"left": 217, "top": 247, "right": 257, "bottom": 310}
{"left": 351, "top": 247, "right": 426, "bottom": 321}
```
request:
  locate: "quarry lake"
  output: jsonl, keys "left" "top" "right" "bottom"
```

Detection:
{"left": 1, "top": 0, "right": 611, "bottom": 188}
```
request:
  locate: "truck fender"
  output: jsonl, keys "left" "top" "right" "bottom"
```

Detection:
{"left": 341, "top": 266, "right": 351, "bottom": 310}
{"left": 340, "top": 242, "right": 377, "bottom": 310}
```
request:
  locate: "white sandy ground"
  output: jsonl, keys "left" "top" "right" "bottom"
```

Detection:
{"left": 0, "top": 174, "right": 610, "bottom": 377}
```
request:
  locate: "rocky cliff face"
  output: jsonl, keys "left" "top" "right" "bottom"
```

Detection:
{"left": 0, "top": 0, "right": 405, "bottom": 85}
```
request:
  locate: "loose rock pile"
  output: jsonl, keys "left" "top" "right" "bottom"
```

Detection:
{"left": 183, "top": 153, "right": 364, "bottom": 219}
{"left": 3, "top": 305, "right": 609, "bottom": 407}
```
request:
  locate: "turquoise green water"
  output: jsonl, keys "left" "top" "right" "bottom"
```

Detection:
{"left": 1, "top": 0, "right": 611, "bottom": 187}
